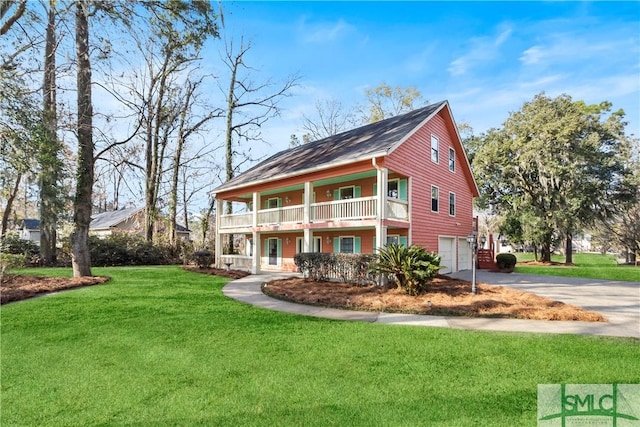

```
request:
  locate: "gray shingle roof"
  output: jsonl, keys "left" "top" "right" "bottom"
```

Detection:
{"left": 21, "top": 219, "right": 40, "bottom": 230}
{"left": 213, "top": 101, "right": 447, "bottom": 194}
{"left": 90, "top": 207, "right": 191, "bottom": 232}
{"left": 90, "top": 207, "right": 143, "bottom": 229}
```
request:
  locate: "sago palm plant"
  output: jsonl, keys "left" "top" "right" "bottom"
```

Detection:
{"left": 369, "top": 243, "right": 441, "bottom": 295}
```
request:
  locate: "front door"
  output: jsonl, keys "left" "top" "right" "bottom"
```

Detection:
{"left": 268, "top": 238, "right": 278, "bottom": 266}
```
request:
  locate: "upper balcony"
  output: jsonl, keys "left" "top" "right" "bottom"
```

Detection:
{"left": 219, "top": 196, "right": 408, "bottom": 230}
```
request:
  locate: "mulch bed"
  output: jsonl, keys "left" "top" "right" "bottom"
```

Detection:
{"left": 181, "top": 265, "right": 251, "bottom": 280}
{"left": 262, "top": 275, "right": 606, "bottom": 322}
{"left": 1, "top": 274, "right": 110, "bottom": 305}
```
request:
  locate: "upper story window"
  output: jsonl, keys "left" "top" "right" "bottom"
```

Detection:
{"left": 431, "top": 185, "right": 439, "bottom": 212}
{"left": 388, "top": 179, "right": 399, "bottom": 198}
{"left": 339, "top": 186, "right": 354, "bottom": 199}
{"left": 449, "top": 192, "right": 456, "bottom": 216}
{"left": 449, "top": 148, "right": 455, "bottom": 172}
{"left": 266, "top": 198, "right": 279, "bottom": 209}
{"left": 431, "top": 135, "right": 439, "bottom": 163}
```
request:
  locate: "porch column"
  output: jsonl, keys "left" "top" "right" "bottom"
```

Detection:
{"left": 375, "top": 167, "right": 388, "bottom": 252}
{"left": 252, "top": 231, "right": 260, "bottom": 274}
{"left": 214, "top": 198, "right": 223, "bottom": 268}
{"left": 303, "top": 181, "right": 312, "bottom": 252}
{"left": 252, "top": 192, "right": 260, "bottom": 273}
{"left": 252, "top": 192, "right": 260, "bottom": 227}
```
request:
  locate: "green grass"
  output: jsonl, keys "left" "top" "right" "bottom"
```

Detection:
{"left": 2, "top": 266, "right": 638, "bottom": 426}
{"left": 514, "top": 252, "right": 639, "bottom": 282}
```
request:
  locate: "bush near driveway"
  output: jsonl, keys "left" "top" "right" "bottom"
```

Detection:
{"left": 369, "top": 243, "right": 441, "bottom": 295}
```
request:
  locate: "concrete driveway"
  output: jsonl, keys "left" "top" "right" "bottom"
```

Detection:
{"left": 449, "top": 270, "right": 640, "bottom": 339}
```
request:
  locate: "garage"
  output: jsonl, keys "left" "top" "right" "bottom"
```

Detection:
{"left": 458, "top": 238, "right": 472, "bottom": 271}
{"left": 438, "top": 237, "right": 456, "bottom": 274}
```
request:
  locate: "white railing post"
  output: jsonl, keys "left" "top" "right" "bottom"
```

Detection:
{"left": 215, "top": 198, "right": 223, "bottom": 268}
{"left": 375, "top": 167, "right": 388, "bottom": 252}
{"left": 303, "top": 181, "right": 312, "bottom": 252}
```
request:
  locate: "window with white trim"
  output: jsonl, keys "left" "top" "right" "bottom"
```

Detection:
{"left": 339, "top": 236, "right": 354, "bottom": 253}
{"left": 386, "top": 235, "right": 399, "bottom": 245}
{"left": 266, "top": 198, "right": 279, "bottom": 208}
{"left": 449, "top": 192, "right": 456, "bottom": 216}
{"left": 431, "top": 135, "right": 439, "bottom": 163}
{"left": 339, "top": 186, "right": 354, "bottom": 199}
{"left": 449, "top": 148, "right": 455, "bottom": 172}
{"left": 388, "top": 179, "right": 399, "bottom": 198}
{"left": 296, "top": 237, "right": 322, "bottom": 253}
{"left": 431, "top": 185, "right": 439, "bottom": 212}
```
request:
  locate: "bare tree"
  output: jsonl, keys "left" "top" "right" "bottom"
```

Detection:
{"left": 0, "top": 0, "right": 27, "bottom": 36}
{"left": 215, "top": 37, "right": 299, "bottom": 251}
{"left": 221, "top": 38, "right": 299, "bottom": 185}
{"left": 168, "top": 75, "right": 221, "bottom": 246}
{"left": 300, "top": 98, "right": 354, "bottom": 142}
{"left": 358, "top": 82, "right": 426, "bottom": 123}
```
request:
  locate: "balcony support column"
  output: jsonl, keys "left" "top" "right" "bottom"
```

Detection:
{"left": 214, "top": 198, "right": 223, "bottom": 268}
{"left": 303, "top": 181, "right": 312, "bottom": 252}
{"left": 252, "top": 192, "right": 260, "bottom": 227}
{"left": 252, "top": 231, "right": 260, "bottom": 274}
{"left": 252, "top": 192, "right": 260, "bottom": 273}
{"left": 375, "top": 165, "right": 388, "bottom": 253}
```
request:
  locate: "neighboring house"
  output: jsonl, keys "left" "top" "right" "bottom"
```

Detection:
{"left": 12, "top": 219, "right": 41, "bottom": 244}
{"left": 212, "top": 101, "right": 479, "bottom": 274}
{"left": 90, "top": 207, "right": 190, "bottom": 240}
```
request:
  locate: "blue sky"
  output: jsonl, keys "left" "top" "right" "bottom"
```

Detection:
{"left": 209, "top": 1, "right": 639, "bottom": 155}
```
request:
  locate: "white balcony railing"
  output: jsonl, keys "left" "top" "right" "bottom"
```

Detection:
{"left": 311, "top": 196, "right": 377, "bottom": 221}
{"left": 257, "top": 205, "right": 304, "bottom": 225}
{"left": 220, "top": 212, "right": 253, "bottom": 229}
{"left": 387, "top": 199, "right": 409, "bottom": 221}
{"left": 218, "top": 196, "right": 408, "bottom": 229}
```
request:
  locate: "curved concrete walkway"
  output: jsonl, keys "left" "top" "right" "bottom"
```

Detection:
{"left": 222, "top": 271, "right": 640, "bottom": 339}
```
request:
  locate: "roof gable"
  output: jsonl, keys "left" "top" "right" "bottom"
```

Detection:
{"left": 213, "top": 101, "right": 447, "bottom": 194}
{"left": 90, "top": 207, "right": 144, "bottom": 230}
{"left": 90, "top": 207, "right": 191, "bottom": 232}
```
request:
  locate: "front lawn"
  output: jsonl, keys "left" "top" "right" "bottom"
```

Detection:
{"left": 1, "top": 266, "right": 637, "bottom": 426}
{"left": 515, "top": 252, "right": 639, "bottom": 282}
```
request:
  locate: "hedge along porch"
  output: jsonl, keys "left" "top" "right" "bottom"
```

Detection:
{"left": 212, "top": 101, "right": 479, "bottom": 274}
{"left": 232, "top": 229, "right": 409, "bottom": 273}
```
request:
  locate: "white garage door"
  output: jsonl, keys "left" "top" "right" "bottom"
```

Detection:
{"left": 458, "top": 238, "right": 471, "bottom": 271}
{"left": 438, "top": 237, "right": 456, "bottom": 274}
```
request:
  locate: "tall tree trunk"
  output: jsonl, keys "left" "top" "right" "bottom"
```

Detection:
{"left": 564, "top": 232, "right": 573, "bottom": 265}
{"left": 1, "top": 174, "right": 22, "bottom": 237}
{"left": 224, "top": 56, "right": 238, "bottom": 254}
{"left": 40, "top": 0, "right": 58, "bottom": 265}
{"left": 70, "top": 0, "right": 93, "bottom": 277}
{"left": 541, "top": 242, "right": 552, "bottom": 263}
{"left": 201, "top": 196, "right": 215, "bottom": 248}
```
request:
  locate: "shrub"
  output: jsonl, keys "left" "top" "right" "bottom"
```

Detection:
{"left": 496, "top": 253, "right": 517, "bottom": 270}
{"left": 192, "top": 249, "right": 214, "bottom": 269}
{"left": 88, "top": 233, "right": 175, "bottom": 266}
{"left": 293, "top": 252, "right": 377, "bottom": 285}
{"left": 368, "top": 244, "right": 441, "bottom": 295}
{"left": 0, "top": 253, "right": 26, "bottom": 274}
{"left": 0, "top": 233, "right": 39, "bottom": 257}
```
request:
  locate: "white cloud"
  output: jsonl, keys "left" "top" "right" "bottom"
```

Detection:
{"left": 297, "top": 17, "right": 355, "bottom": 44}
{"left": 520, "top": 35, "right": 639, "bottom": 66}
{"left": 448, "top": 25, "right": 513, "bottom": 76}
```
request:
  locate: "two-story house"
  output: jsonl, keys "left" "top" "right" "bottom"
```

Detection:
{"left": 212, "top": 100, "right": 479, "bottom": 274}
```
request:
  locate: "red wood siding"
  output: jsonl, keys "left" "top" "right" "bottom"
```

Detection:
{"left": 385, "top": 109, "right": 475, "bottom": 252}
